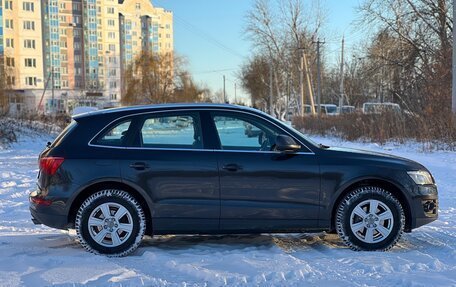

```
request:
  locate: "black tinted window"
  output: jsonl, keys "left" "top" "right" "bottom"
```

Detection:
{"left": 94, "top": 120, "right": 132, "bottom": 147}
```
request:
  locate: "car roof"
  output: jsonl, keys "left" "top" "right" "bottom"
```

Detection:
{"left": 73, "top": 103, "right": 264, "bottom": 120}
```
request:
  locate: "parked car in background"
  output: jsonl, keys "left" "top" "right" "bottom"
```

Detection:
{"left": 316, "top": 104, "right": 338, "bottom": 116}
{"left": 30, "top": 104, "right": 438, "bottom": 256}
{"left": 363, "top": 103, "right": 401, "bottom": 114}
{"left": 338, "top": 105, "right": 356, "bottom": 114}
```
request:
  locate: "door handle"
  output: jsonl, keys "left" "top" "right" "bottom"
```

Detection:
{"left": 222, "top": 164, "right": 242, "bottom": 172}
{"left": 129, "top": 162, "right": 149, "bottom": 170}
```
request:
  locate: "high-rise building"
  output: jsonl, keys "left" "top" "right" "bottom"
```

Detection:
{"left": 1, "top": 0, "right": 45, "bottom": 114}
{"left": 1, "top": 0, "right": 173, "bottom": 115}
{"left": 119, "top": 0, "right": 173, "bottom": 96}
{"left": 0, "top": 0, "right": 3, "bottom": 57}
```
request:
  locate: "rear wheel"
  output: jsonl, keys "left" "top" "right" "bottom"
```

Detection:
{"left": 336, "top": 186, "right": 405, "bottom": 251}
{"left": 75, "top": 189, "right": 146, "bottom": 257}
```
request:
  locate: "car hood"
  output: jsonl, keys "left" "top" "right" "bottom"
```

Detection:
{"left": 323, "top": 146, "right": 425, "bottom": 170}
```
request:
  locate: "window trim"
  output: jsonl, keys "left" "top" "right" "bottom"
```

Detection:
{"left": 87, "top": 108, "right": 315, "bottom": 155}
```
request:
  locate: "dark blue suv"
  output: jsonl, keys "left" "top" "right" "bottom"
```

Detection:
{"left": 30, "top": 104, "right": 438, "bottom": 256}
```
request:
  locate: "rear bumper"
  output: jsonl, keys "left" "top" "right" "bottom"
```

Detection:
{"left": 29, "top": 190, "right": 69, "bottom": 230}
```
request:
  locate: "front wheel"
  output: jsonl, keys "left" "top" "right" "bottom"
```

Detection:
{"left": 336, "top": 186, "right": 405, "bottom": 251}
{"left": 75, "top": 189, "right": 146, "bottom": 257}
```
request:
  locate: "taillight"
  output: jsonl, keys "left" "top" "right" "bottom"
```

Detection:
{"left": 39, "top": 157, "right": 64, "bottom": 175}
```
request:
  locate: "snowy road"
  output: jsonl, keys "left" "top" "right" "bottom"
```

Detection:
{"left": 0, "top": 134, "right": 455, "bottom": 286}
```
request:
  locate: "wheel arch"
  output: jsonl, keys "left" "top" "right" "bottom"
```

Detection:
{"left": 67, "top": 181, "right": 153, "bottom": 235}
{"left": 329, "top": 178, "right": 412, "bottom": 233}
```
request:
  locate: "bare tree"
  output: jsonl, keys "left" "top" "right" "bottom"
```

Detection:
{"left": 122, "top": 51, "right": 175, "bottom": 105}
{"left": 121, "top": 52, "right": 209, "bottom": 106}
{"left": 242, "top": 0, "right": 326, "bottom": 117}
{"left": 357, "top": 0, "right": 453, "bottom": 113}
{"left": 0, "top": 58, "right": 12, "bottom": 115}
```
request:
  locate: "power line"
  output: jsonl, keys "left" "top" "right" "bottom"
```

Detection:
{"left": 193, "top": 68, "right": 238, "bottom": 75}
{"left": 154, "top": 0, "right": 245, "bottom": 59}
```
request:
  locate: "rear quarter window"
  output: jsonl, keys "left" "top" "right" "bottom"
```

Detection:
{"left": 93, "top": 120, "right": 132, "bottom": 147}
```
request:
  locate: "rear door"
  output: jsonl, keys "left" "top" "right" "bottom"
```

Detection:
{"left": 117, "top": 111, "right": 219, "bottom": 233}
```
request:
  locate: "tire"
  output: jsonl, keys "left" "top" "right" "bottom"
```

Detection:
{"left": 335, "top": 186, "right": 405, "bottom": 251}
{"left": 75, "top": 189, "right": 146, "bottom": 257}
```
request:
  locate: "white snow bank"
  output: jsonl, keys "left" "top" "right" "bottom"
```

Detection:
{"left": 0, "top": 134, "right": 455, "bottom": 286}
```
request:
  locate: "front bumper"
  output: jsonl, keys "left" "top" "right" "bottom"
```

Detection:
{"left": 408, "top": 185, "right": 438, "bottom": 230}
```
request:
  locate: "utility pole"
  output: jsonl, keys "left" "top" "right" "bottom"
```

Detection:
{"left": 339, "top": 36, "right": 345, "bottom": 112}
{"left": 315, "top": 39, "right": 325, "bottom": 117}
{"left": 303, "top": 53, "right": 316, "bottom": 114}
{"left": 234, "top": 83, "right": 237, "bottom": 104}
{"left": 269, "top": 61, "right": 274, "bottom": 116}
{"left": 299, "top": 51, "right": 305, "bottom": 116}
{"left": 453, "top": 0, "right": 456, "bottom": 113}
{"left": 51, "top": 66, "right": 55, "bottom": 115}
{"left": 223, "top": 75, "right": 226, "bottom": 103}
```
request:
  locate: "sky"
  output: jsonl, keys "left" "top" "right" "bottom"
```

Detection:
{"left": 154, "top": 0, "right": 364, "bottom": 104}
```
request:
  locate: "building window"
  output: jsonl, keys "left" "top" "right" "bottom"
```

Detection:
{"left": 23, "top": 2, "right": 35, "bottom": 12}
{"left": 108, "top": 44, "right": 116, "bottom": 52}
{"left": 6, "top": 39, "right": 14, "bottom": 48}
{"left": 72, "top": 3, "right": 81, "bottom": 11}
{"left": 23, "top": 21, "right": 35, "bottom": 31}
{"left": 110, "top": 94, "right": 117, "bottom": 100}
{"left": 108, "top": 19, "right": 115, "bottom": 26}
{"left": 7, "top": 76, "right": 16, "bottom": 86}
{"left": 107, "top": 7, "right": 114, "bottom": 14}
{"left": 26, "top": 77, "right": 37, "bottom": 86}
{"left": 5, "top": 19, "right": 14, "bottom": 29}
{"left": 5, "top": 1, "right": 13, "bottom": 10}
{"left": 108, "top": 32, "right": 116, "bottom": 39}
{"left": 24, "top": 39, "right": 36, "bottom": 49}
{"left": 109, "top": 69, "right": 116, "bottom": 76}
{"left": 25, "top": 58, "right": 37, "bottom": 67}
{"left": 110, "top": 81, "right": 117, "bottom": 88}
{"left": 135, "top": 3, "right": 141, "bottom": 9}
{"left": 6, "top": 57, "right": 15, "bottom": 67}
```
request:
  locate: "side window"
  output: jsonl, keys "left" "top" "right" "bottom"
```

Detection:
{"left": 139, "top": 114, "right": 203, "bottom": 149}
{"left": 94, "top": 120, "right": 132, "bottom": 147}
{"left": 213, "top": 114, "right": 279, "bottom": 151}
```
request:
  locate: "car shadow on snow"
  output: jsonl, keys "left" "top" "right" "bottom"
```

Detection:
{"left": 136, "top": 232, "right": 348, "bottom": 255}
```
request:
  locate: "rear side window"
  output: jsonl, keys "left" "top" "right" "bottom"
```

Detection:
{"left": 94, "top": 120, "right": 132, "bottom": 147}
{"left": 139, "top": 114, "right": 203, "bottom": 149}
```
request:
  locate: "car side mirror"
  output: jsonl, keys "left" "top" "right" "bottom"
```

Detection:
{"left": 275, "top": 135, "right": 301, "bottom": 153}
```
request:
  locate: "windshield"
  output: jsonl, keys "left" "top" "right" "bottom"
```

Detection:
{"left": 326, "top": 106, "right": 338, "bottom": 114}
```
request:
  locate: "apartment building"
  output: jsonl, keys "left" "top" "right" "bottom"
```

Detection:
{"left": 0, "top": 0, "right": 45, "bottom": 114}
{"left": 0, "top": 0, "right": 173, "bottom": 115}
{"left": 119, "top": 0, "right": 173, "bottom": 95}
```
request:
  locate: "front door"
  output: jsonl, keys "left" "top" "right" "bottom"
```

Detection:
{"left": 209, "top": 111, "right": 320, "bottom": 232}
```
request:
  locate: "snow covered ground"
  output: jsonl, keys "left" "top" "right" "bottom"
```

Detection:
{"left": 0, "top": 132, "right": 455, "bottom": 287}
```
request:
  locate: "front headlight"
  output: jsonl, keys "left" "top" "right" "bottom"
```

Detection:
{"left": 407, "top": 170, "right": 434, "bottom": 185}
